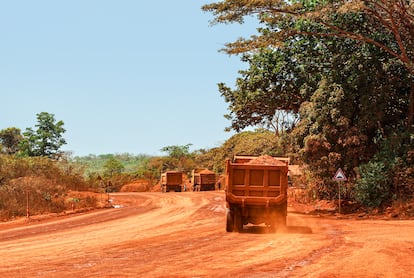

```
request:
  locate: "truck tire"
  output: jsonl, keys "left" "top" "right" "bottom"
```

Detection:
{"left": 226, "top": 209, "right": 234, "bottom": 232}
{"left": 234, "top": 208, "right": 243, "bottom": 232}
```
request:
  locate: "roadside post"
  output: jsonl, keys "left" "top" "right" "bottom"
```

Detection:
{"left": 333, "top": 168, "right": 347, "bottom": 214}
{"left": 26, "top": 183, "right": 30, "bottom": 219}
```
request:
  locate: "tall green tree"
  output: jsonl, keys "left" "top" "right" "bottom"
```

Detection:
{"left": 202, "top": 0, "right": 414, "bottom": 129}
{"left": 160, "top": 144, "right": 193, "bottom": 159}
{"left": 136, "top": 156, "right": 164, "bottom": 182}
{"left": 219, "top": 49, "right": 304, "bottom": 134}
{"left": 160, "top": 144, "right": 195, "bottom": 174}
{"left": 206, "top": 4, "right": 410, "bottom": 169}
{"left": 103, "top": 157, "right": 124, "bottom": 177}
{"left": 20, "top": 112, "right": 66, "bottom": 159}
{"left": 0, "top": 127, "right": 23, "bottom": 155}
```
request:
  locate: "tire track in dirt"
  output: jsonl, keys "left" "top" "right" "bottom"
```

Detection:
{"left": 277, "top": 224, "right": 346, "bottom": 277}
{"left": 0, "top": 194, "right": 153, "bottom": 242}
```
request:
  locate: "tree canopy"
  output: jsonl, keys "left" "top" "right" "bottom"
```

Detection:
{"left": 202, "top": 0, "right": 414, "bottom": 129}
{"left": 103, "top": 157, "right": 125, "bottom": 177}
{"left": 19, "top": 112, "right": 66, "bottom": 159}
{"left": 0, "top": 127, "right": 22, "bottom": 155}
{"left": 160, "top": 144, "right": 193, "bottom": 159}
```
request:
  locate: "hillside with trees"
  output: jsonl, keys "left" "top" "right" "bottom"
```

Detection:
{"left": 202, "top": 0, "right": 413, "bottom": 208}
{"left": 0, "top": 113, "right": 94, "bottom": 220}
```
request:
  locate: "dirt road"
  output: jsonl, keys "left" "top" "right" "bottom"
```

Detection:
{"left": 1, "top": 192, "right": 413, "bottom": 277}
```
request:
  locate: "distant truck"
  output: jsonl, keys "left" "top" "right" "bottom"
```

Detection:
{"left": 192, "top": 169, "right": 216, "bottom": 191}
{"left": 225, "top": 155, "right": 289, "bottom": 232}
{"left": 161, "top": 171, "right": 183, "bottom": 192}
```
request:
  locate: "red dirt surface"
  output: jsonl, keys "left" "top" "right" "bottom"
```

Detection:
{"left": 1, "top": 192, "right": 414, "bottom": 277}
{"left": 120, "top": 179, "right": 151, "bottom": 192}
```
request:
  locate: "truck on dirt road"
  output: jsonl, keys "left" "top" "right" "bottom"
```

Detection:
{"left": 161, "top": 171, "right": 183, "bottom": 192}
{"left": 225, "top": 155, "right": 289, "bottom": 232}
{"left": 192, "top": 169, "right": 216, "bottom": 191}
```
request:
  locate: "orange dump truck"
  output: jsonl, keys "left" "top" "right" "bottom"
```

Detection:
{"left": 192, "top": 169, "right": 216, "bottom": 191}
{"left": 161, "top": 171, "right": 183, "bottom": 192}
{"left": 225, "top": 155, "right": 289, "bottom": 232}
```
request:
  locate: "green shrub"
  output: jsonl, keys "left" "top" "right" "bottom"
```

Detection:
{"left": 354, "top": 161, "right": 391, "bottom": 207}
{"left": 392, "top": 150, "right": 414, "bottom": 201}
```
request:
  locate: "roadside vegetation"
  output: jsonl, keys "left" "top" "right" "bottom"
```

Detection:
{"left": 1, "top": 1, "right": 413, "bottom": 221}
{"left": 201, "top": 0, "right": 414, "bottom": 210}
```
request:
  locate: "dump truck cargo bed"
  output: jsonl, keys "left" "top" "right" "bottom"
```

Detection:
{"left": 192, "top": 169, "right": 216, "bottom": 191}
{"left": 225, "top": 155, "right": 289, "bottom": 232}
{"left": 161, "top": 171, "right": 183, "bottom": 192}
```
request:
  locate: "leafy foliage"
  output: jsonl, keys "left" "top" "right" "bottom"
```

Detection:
{"left": 159, "top": 144, "right": 196, "bottom": 175}
{"left": 202, "top": 0, "right": 414, "bottom": 71}
{"left": 0, "top": 127, "right": 23, "bottom": 155}
{"left": 103, "top": 157, "right": 125, "bottom": 177}
{"left": 354, "top": 161, "right": 391, "bottom": 207}
{"left": 19, "top": 112, "right": 66, "bottom": 159}
{"left": 219, "top": 49, "right": 305, "bottom": 133}
{"left": 135, "top": 156, "right": 164, "bottom": 183}
{"left": 160, "top": 144, "right": 192, "bottom": 158}
{"left": 203, "top": 0, "right": 414, "bottom": 205}
{"left": 203, "top": 0, "right": 414, "bottom": 129}
{"left": 73, "top": 153, "right": 151, "bottom": 174}
{"left": 354, "top": 132, "right": 414, "bottom": 206}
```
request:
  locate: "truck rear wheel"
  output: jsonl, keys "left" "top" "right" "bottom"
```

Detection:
{"left": 226, "top": 210, "right": 234, "bottom": 232}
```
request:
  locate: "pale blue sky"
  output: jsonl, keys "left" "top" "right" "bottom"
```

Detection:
{"left": 1, "top": 1, "right": 257, "bottom": 156}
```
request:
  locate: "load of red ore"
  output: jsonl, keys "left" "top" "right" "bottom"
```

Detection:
{"left": 245, "top": 155, "right": 287, "bottom": 166}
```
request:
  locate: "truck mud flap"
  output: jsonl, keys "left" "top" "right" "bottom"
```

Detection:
{"left": 234, "top": 208, "right": 243, "bottom": 232}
